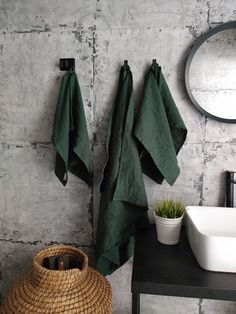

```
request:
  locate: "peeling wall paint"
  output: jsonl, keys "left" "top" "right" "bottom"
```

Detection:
{"left": 1, "top": 1, "right": 236, "bottom": 313}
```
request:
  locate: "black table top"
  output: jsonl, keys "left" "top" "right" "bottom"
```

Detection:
{"left": 131, "top": 225, "right": 236, "bottom": 301}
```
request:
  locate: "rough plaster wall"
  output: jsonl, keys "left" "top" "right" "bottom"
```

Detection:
{"left": 0, "top": 0, "right": 236, "bottom": 313}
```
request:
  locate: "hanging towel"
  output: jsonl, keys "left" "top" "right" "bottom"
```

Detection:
{"left": 134, "top": 63, "right": 187, "bottom": 186}
{"left": 95, "top": 64, "right": 149, "bottom": 276}
{"left": 52, "top": 71, "right": 92, "bottom": 186}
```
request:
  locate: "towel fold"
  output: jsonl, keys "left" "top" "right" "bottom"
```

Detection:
{"left": 95, "top": 64, "right": 149, "bottom": 276}
{"left": 134, "top": 64, "right": 187, "bottom": 186}
{"left": 52, "top": 72, "right": 92, "bottom": 186}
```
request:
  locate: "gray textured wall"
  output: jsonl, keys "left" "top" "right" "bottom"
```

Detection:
{"left": 1, "top": 0, "right": 236, "bottom": 313}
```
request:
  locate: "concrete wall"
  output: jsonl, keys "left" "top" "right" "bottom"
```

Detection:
{"left": 1, "top": 0, "right": 236, "bottom": 313}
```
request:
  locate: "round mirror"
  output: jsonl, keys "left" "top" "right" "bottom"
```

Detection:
{"left": 185, "top": 21, "right": 236, "bottom": 123}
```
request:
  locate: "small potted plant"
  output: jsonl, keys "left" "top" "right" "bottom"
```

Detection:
{"left": 153, "top": 199, "right": 186, "bottom": 245}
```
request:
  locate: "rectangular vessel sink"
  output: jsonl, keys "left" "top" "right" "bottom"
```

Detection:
{"left": 186, "top": 206, "right": 236, "bottom": 273}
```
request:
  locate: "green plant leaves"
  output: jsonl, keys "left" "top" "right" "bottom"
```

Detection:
{"left": 154, "top": 199, "right": 186, "bottom": 218}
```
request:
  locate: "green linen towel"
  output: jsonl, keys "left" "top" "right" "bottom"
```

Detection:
{"left": 52, "top": 71, "right": 92, "bottom": 186}
{"left": 95, "top": 64, "right": 149, "bottom": 276}
{"left": 134, "top": 63, "right": 187, "bottom": 186}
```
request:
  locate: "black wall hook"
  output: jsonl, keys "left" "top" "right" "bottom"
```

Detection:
{"left": 152, "top": 59, "right": 157, "bottom": 65}
{"left": 124, "top": 60, "right": 128, "bottom": 66}
{"left": 60, "top": 58, "right": 75, "bottom": 71}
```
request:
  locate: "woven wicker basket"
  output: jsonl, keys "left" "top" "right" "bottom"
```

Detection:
{"left": 0, "top": 246, "right": 112, "bottom": 314}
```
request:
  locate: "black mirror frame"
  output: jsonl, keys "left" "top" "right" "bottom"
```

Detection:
{"left": 185, "top": 21, "right": 236, "bottom": 123}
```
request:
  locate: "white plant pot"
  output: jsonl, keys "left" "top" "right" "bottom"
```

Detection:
{"left": 154, "top": 212, "right": 183, "bottom": 245}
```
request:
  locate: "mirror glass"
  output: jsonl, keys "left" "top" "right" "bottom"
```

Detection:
{"left": 186, "top": 23, "right": 236, "bottom": 122}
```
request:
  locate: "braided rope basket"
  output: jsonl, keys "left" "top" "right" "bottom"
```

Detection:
{"left": 0, "top": 246, "right": 112, "bottom": 314}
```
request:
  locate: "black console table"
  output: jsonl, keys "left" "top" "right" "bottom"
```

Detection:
{"left": 131, "top": 225, "right": 236, "bottom": 314}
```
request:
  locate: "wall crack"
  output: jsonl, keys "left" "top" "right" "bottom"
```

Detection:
{"left": 0, "top": 238, "right": 92, "bottom": 248}
{"left": 207, "top": 1, "right": 210, "bottom": 26}
{"left": 198, "top": 298, "right": 205, "bottom": 314}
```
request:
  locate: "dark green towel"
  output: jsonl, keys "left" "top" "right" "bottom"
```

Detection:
{"left": 95, "top": 64, "right": 149, "bottom": 276}
{"left": 134, "top": 64, "right": 187, "bottom": 186}
{"left": 52, "top": 72, "right": 92, "bottom": 186}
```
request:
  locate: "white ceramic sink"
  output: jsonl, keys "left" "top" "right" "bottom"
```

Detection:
{"left": 186, "top": 206, "right": 236, "bottom": 273}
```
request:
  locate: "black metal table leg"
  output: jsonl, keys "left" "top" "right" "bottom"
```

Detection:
{"left": 132, "top": 293, "right": 140, "bottom": 314}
